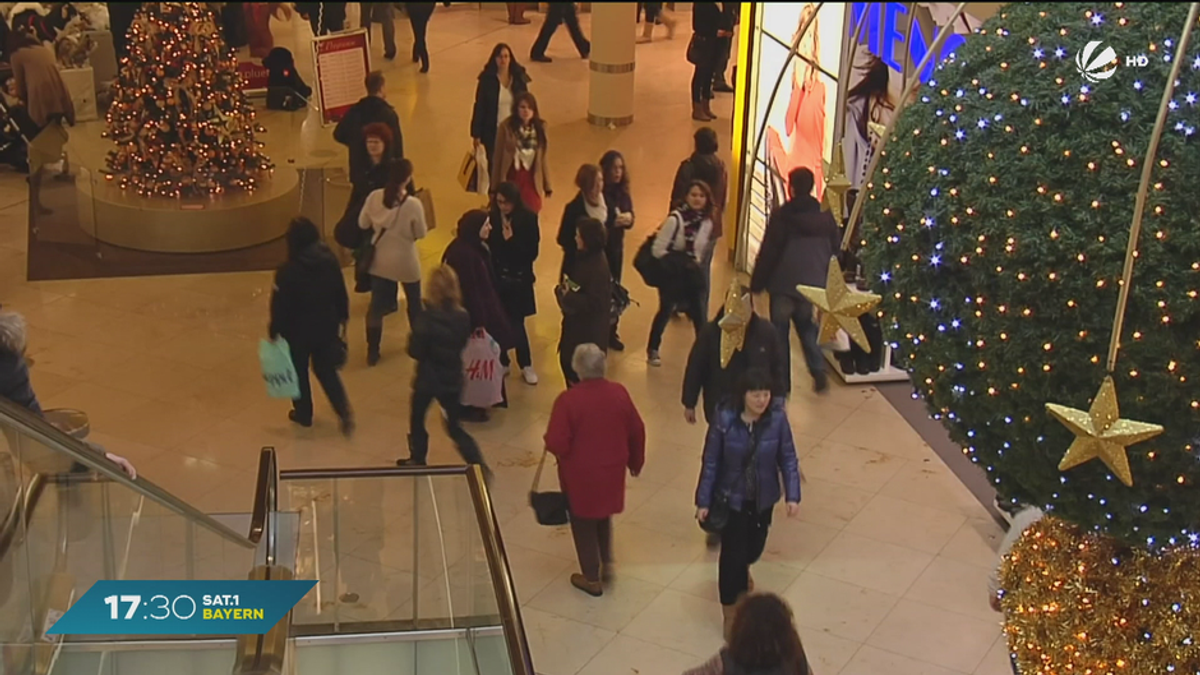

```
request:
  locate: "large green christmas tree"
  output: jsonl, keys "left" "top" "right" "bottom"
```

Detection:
{"left": 104, "top": 2, "right": 272, "bottom": 197}
{"left": 859, "top": 4, "right": 1200, "bottom": 672}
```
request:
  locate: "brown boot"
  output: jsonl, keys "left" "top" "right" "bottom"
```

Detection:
{"left": 571, "top": 573, "right": 603, "bottom": 597}
{"left": 692, "top": 102, "right": 709, "bottom": 121}
{"left": 721, "top": 604, "right": 736, "bottom": 642}
{"left": 702, "top": 100, "right": 718, "bottom": 120}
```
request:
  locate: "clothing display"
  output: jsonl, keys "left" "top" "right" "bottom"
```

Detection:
{"left": 768, "top": 76, "right": 826, "bottom": 197}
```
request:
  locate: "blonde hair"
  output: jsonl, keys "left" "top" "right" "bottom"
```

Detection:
{"left": 425, "top": 265, "right": 463, "bottom": 310}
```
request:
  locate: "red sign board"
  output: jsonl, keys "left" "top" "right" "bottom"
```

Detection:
{"left": 312, "top": 29, "right": 371, "bottom": 126}
{"left": 237, "top": 61, "right": 269, "bottom": 93}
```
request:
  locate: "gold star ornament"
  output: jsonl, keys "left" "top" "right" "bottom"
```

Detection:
{"left": 797, "top": 256, "right": 881, "bottom": 353}
{"left": 718, "top": 279, "right": 752, "bottom": 368}
{"left": 1047, "top": 375, "right": 1163, "bottom": 487}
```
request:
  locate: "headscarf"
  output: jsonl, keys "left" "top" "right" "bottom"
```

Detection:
{"left": 718, "top": 276, "right": 753, "bottom": 368}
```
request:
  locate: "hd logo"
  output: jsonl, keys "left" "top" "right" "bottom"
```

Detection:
{"left": 1075, "top": 41, "right": 1119, "bottom": 82}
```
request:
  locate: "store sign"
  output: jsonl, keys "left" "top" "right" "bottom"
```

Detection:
{"left": 850, "top": 3, "right": 967, "bottom": 82}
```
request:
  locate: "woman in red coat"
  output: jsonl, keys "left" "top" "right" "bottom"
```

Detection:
{"left": 544, "top": 344, "right": 646, "bottom": 597}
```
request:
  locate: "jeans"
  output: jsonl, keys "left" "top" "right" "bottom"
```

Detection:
{"left": 361, "top": 2, "right": 396, "bottom": 57}
{"left": 531, "top": 2, "right": 590, "bottom": 58}
{"left": 648, "top": 288, "right": 705, "bottom": 352}
{"left": 499, "top": 308, "right": 532, "bottom": 370}
{"left": 769, "top": 293, "right": 825, "bottom": 391}
{"left": 409, "top": 386, "right": 485, "bottom": 466}
{"left": 289, "top": 338, "right": 351, "bottom": 425}
{"left": 718, "top": 507, "right": 772, "bottom": 606}
{"left": 691, "top": 47, "right": 717, "bottom": 102}
{"left": 569, "top": 516, "right": 613, "bottom": 582}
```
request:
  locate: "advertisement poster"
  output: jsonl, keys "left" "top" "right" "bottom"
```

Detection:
{"left": 312, "top": 29, "right": 371, "bottom": 126}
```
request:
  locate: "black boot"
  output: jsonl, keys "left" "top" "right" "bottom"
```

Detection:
{"left": 366, "top": 325, "right": 383, "bottom": 366}
{"left": 609, "top": 327, "right": 625, "bottom": 352}
{"left": 397, "top": 434, "right": 428, "bottom": 466}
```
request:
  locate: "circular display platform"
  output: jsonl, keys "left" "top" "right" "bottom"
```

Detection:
{"left": 75, "top": 168, "right": 299, "bottom": 253}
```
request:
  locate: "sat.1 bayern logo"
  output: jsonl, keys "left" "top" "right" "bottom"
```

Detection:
{"left": 1075, "top": 40, "right": 1119, "bottom": 82}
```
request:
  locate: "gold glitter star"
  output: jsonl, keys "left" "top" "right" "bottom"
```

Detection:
{"left": 797, "top": 256, "right": 881, "bottom": 353}
{"left": 1047, "top": 375, "right": 1163, "bottom": 487}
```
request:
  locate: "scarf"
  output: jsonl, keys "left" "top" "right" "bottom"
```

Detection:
{"left": 584, "top": 192, "right": 607, "bottom": 223}
{"left": 717, "top": 277, "right": 752, "bottom": 368}
{"left": 675, "top": 207, "right": 706, "bottom": 254}
{"left": 515, "top": 123, "right": 538, "bottom": 171}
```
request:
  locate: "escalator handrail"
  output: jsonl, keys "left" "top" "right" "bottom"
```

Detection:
{"left": 247, "top": 447, "right": 278, "bottom": 567}
{"left": 277, "top": 464, "right": 535, "bottom": 675}
{"left": 0, "top": 472, "right": 45, "bottom": 562}
{"left": 0, "top": 398, "right": 255, "bottom": 549}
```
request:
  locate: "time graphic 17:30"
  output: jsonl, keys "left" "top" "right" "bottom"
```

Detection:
{"left": 102, "top": 594, "right": 248, "bottom": 621}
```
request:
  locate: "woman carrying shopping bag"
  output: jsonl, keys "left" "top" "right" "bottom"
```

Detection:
{"left": 695, "top": 369, "right": 801, "bottom": 640}
{"left": 396, "top": 265, "right": 487, "bottom": 475}
{"left": 443, "top": 209, "right": 514, "bottom": 421}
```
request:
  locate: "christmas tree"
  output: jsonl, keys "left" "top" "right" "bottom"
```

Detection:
{"left": 859, "top": 3, "right": 1200, "bottom": 672}
{"left": 103, "top": 2, "right": 272, "bottom": 198}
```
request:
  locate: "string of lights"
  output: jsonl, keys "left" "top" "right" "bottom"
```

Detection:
{"left": 102, "top": 2, "right": 273, "bottom": 198}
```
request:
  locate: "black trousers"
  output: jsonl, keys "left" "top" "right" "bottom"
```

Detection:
{"left": 569, "top": 516, "right": 612, "bottom": 582}
{"left": 361, "top": 2, "right": 397, "bottom": 57}
{"left": 718, "top": 507, "right": 772, "bottom": 606}
{"left": 607, "top": 240, "right": 624, "bottom": 335}
{"left": 498, "top": 307, "right": 533, "bottom": 370}
{"left": 714, "top": 35, "right": 733, "bottom": 84}
{"left": 408, "top": 3, "right": 435, "bottom": 67}
{"left": 559, "top": 345, "right": 579, "bottom": 388}
{"left": 409, "top": 386, "right": 485, "bottom": 466}
{"left": 691, "top": 51, "right": 717, "bottom": 102}
{"left": 531, "top": 3, "right": 590, "bottom": 58}
{"left": 289, "top": 338, "right": 351, "bottom": 425}
{"left": 648, "top": 288, "right": 705, "bottom": 352}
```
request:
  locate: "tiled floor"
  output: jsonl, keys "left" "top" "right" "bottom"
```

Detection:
{"left": 0, "top": 6, "right": 1014, "bottom": 675}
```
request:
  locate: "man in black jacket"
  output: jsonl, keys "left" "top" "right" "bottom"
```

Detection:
{"left": 682, "top": 279, "right": 786, "bottom": 425}
{"left": 750, "top": 167, "right": 840, "bottom": 394}
{"left": 333, "top": 71, "right": 404, "bottom": 186}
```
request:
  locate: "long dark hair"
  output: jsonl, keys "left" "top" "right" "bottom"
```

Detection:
{"left": 576, "top": 217, "right": 607, "bottom": 253}
{"left": 492, "top": 181, "right": 526, "bottom": 215}
{"left": 481, "top": 42, "right": 523, "bottom": 78}
{"left": 727, "top": 594, "right": 811, "bottom": 675}
{"left": 847, "top": 55, "right": 890, "bottom": 101}
{"left": 383, "top": 159, "right": 413, "bottom": 208}
{"left": 508, "top": 91, "right": 547, "bottom": 146}
{"left": 285, "top": 217, "right": 321, "bottom": 260}
{"left": 599, "top": 150, "right": 629, "bottom": 196}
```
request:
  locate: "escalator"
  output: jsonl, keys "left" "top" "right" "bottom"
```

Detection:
{"left": 0, "top": 398, "right": 534, "bottom": 675}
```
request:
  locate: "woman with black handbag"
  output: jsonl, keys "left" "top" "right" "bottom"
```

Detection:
{"left": 269, "top": 217, "right": 354, "bottom": 437}
{"left": 646, "top": 179, "right": 716, "bottom": 368}
{"left": 488, "top": 181, "right": 540, "bottom": 385}
{"left": 694, "top": 369, "right": 800, "bottom": 640}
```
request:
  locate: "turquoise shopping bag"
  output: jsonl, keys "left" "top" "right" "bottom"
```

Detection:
{"left": 259, "top": 338, "right": 301, "bottom": 399}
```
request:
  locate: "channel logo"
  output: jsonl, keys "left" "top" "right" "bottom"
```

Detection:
{"left": 1075, "top": 41, "right": 1118, "bottom": 82}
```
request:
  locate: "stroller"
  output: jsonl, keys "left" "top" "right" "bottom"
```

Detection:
{"left": 0, "top": 92, "right": 34, "bottom": 173}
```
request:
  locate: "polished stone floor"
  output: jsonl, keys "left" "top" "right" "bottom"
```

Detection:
{"left": 0, "top": 5, "right": 1014, "bottom": 675}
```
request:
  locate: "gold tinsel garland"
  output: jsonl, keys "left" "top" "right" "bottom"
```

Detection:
{"left": 1001, "top": 516, "right": 1200, "bottom": 674}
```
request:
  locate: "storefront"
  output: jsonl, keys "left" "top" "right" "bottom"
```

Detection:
{"left": 727, "top": 2, "right": 1001, "bottom": 270}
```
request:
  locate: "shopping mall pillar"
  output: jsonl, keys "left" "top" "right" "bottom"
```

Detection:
{"left": 588, "top": 2, "right": 636, "bottom": 127}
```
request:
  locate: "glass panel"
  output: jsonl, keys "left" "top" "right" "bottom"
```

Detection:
{"left": 284, "top": 473, "right": 499, "bottom": 632}
{"left": 52, "top": 643, "right": 238, "bottom": 675}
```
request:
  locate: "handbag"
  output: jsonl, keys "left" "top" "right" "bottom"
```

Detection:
{"left": 529, "top": 449, "right": 570, "bottom": 526}
{"left": 700, "top": 421, "right": 763, "bottom": 534}
{"left": 458, "top": 148, "right": 479, "bottom": 193}
{"left": 353, "top": 226, "right": 386, "bottom": 294}
{"left": 686, "top": 34, "right": 715, "bottom": 66}
{"left": 415, "top": 187, "right": 437, "bottom": 231}
{"left": 633, "top": 214, "right": 683, "bottom": 289}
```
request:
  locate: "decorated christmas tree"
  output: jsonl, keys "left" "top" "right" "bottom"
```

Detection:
{"left": 103, "top": 2, "right": 272, "bottom": 197}
{"left": 859, "top": 3, "right": 1200, "bottom": 672}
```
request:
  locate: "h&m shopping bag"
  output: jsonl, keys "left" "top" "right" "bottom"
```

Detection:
{"left": 461, "top": 329, "right": 503, "bottom": 408}
{"left": 259, "top": 338, "right": 300, "bottom": 399}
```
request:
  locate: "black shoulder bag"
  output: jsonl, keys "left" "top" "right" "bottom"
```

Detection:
{"left": 700, "top": 419, "right": 763, "bottom": 535}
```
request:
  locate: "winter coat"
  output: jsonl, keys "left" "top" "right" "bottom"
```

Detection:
{"left": 558, "top": 248, "right": 612, "bottom": 355}
{"left": 695, "top": 398, "right": 801, "bottom": 514}
{"left": 749, "top": 195, "right": 840, "bottom": 298}
{"left": 333, "top": 95, "right": 404, "bottom": 188}
{"left": 408, "top": 304, "right": 473, "bottom": 395}
{"left": 488, "top": 207, "right": 540, "bottom": 318}
{"left": 683, "top": 314, "right": 787, "bottom": 424}
{"left": 557, "top": 192, "right": 615, "bottom": 279}
{"left": 10, "top": 43, "right": 74, "bottom": 128}
{"left": 671, "top": 153, "right": 728, "bottom": 239}
{"left": 684, "top": 648, "right": 810, "bottom": 675}
{"left": 692, "top": 2, "right": 730, "bottom": 38}
{"left": 603, "top": 184, "right": 634, "bottom": 262}
{"left": 492, "top": 119, "right": 551, "bottom": 197}
{"left": 470, "top": 65, "right": 531, "bottom": 162}
{"left": 268, "top": 241, "right": 350, "bottom": 347}
{"left": 545, "top": 378, "right": 646, "bottom": 519}
{"left": 358, "top": 190, "right": 427, "bottom": 283}
{"left": 0, "top": 313, "right": 40, "bottom": 415}
{"left": 442, "top": 237, "right": 514, "bottom": 349}
{"left": 652, "top": 210, "right": 712, "bottom": 303}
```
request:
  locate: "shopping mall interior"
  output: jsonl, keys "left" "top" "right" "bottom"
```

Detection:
{"left": 1, "top": 2, "right": 1128, "bottom": 674}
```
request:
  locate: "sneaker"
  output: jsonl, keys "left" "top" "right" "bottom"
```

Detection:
{"left": 521, "top": 366, "right": 539, "bottom": 385}
{"left": 647, "top": 350, "right": 662, "bottom": 367}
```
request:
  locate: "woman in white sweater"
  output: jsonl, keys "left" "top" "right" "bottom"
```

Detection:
{"left": 358, "top": 159, "right": 428, "bottom": 365}
{"left": 646, "top": 179, "right": 715, "bottom": 367}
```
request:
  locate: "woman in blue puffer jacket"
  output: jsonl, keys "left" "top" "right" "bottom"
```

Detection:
{"left": 695, "top": 368, "right": 801, "bottom": 639}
